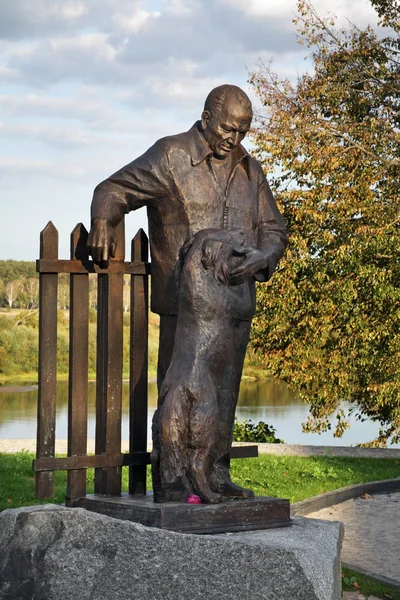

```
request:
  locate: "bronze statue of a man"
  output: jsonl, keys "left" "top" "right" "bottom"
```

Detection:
{"left": 88, "top": 84, "right": 287, "bottom": 502}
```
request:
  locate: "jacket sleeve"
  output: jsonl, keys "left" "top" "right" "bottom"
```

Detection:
{"left": 90, "top": 139, "right": 172, "bottom": 227}
{"left": 255, "top": 170, "right": 288, "bottom": 282}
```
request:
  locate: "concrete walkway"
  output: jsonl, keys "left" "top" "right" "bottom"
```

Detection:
{"left": 308, "top": 492, "right": 400, "bottom": 584}
{"left": 0, "top": 439, "right": 101, "bottom": 453}
{"left": 257, "top": 443, "right": 400, "bottom": 459}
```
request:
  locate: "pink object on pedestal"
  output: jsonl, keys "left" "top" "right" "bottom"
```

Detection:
{"left": 187, "top": 494, "right": 202, "bottom": 504}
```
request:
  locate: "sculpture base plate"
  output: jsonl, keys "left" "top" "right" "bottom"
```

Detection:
{"left": 70, "top": 493, "right": 291, "bottom": 534}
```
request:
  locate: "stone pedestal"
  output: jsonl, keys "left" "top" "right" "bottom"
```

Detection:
{"left": 0, "top": 505, "right": 343, "bottom": 600}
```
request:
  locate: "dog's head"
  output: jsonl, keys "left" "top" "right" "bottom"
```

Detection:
{"left": 201, "top": 229, "right": 245, "bottom": 285}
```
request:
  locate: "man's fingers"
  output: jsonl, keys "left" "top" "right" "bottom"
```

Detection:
{"left": 230, "top": 277, "right": 244, "bottom": 286}
{"left": 87, "top": 219, "right": 115, "bottom": 265}
{"left": 230, "top": 264, "right": 245, "bottom": 277}
{"left": 88, "top": 243, "right": 109, "bottom": 265}
{"left": 90, "top": 246, "right": 102, "bottom": 264}
{"left": 101, "top": 241, "right": 110, "bottom": 264}
{"left": 99, "top": 244, "right": 110, "bottom": 268}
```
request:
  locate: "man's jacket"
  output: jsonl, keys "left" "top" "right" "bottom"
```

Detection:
{"left": 91, "top": 122, "right": 288, "bottom": 316}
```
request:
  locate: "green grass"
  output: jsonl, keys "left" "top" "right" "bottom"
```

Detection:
{"left": 1, "top": 452, "right": 399, "bottom": 511}
{"left": 230, "top": 454, "right": 400, "bottom": 502}
{"left": 342, "top": 566, "right": 400, "bottom": 599}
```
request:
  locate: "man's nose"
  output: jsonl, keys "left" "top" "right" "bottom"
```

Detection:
{"left": 228, "top": 131, "right": 240, "bottom": 145}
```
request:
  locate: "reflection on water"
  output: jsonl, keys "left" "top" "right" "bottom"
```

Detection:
{"left": 238, "top": 379, "right": 303, "bottom": 407}
{"left": 0, "top": 378, "right": 395, "bottom": 447}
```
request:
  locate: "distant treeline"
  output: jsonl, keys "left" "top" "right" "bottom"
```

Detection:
{"left": 0, "top": 260, "right": 36, "bottom": 283}
{"left": 0, "top": 260, "right": 119, "bottom": 311}
{"left": 0, "top": 260, "right": 39, "bottom": 309}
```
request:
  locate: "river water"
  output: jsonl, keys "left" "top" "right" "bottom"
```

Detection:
{"left": 0, "top": 379, "right": 391, "bottom": 447}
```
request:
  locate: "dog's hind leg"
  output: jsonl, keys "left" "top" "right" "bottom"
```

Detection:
{"left": 187, "top": 385, "right": 222, "bottom": 504}
{"left": 154, "top": 384, "right": 191, "bottom": 502}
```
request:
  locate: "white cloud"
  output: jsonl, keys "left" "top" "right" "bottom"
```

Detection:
{"left": 0, "top": 91, "right": 115, "bottom": 123}
{"left": 0, "top": 157, "right": 52, "bottom": 172}
{"left": 0, "top": 0, "right": 298, "bottom": 88}
{"left": 49, "top": 32, "right": 118, "bottom": 61}
{"left": 0, "top": 122, "right": 104, "bottom": 148}
{"left": 161, "top": 0, "right": 195, "bottom": 16}
{"left": 218, "top": 0, "right": 296, "bottom": 17}
{"left": 0, "top": 0, "right": 386, "bottom": 259}
{"left": 219, "top": 0, "right": 377, "bottom": 25}
{"left": 0, "top": 0, "right": 89, "bottom": 40}
{"left": 113, "top": 8, "right": 161, "bottom": 34}
{"left": 0, "top": 64, "right": 18, "bottom": 78}
{"left": 59, "top": 1, "right": 88, "bottom": 20}
{"left": 313, "top": 0, "right": 378, "bottom": 26}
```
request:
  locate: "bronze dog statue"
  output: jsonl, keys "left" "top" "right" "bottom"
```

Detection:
{"left": 151, "top": 228, "right": 254, "bottom": 503}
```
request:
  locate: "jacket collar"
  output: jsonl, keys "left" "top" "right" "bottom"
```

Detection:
{"left": 189, "top": 122, "right": 251, "bottom": 179}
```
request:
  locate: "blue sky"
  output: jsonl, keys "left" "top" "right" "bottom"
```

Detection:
{"left": 0, "top": 0, "right": 378, "bottom": 260}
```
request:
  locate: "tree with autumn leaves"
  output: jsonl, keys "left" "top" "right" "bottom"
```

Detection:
{"left": 249, "top": 0, "right": 400, "bottom": 445}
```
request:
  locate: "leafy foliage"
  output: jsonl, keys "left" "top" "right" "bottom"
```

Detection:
{"left": 249, "top": 0, "right": 400, "bottom": 445}
{"left": 0, "top": 261, "right": 39, "bottom": 308}
{"left": 0, "top": 325, "right": 38, "bottom": 376}
{"left": 0, "top": 261, "right": 36, "bottom": 284}
{"left": 370, "top": 0, "right": 400, "bottom": 31}
{"left": 233, "top": 418, "right": 284, "bottom": 443}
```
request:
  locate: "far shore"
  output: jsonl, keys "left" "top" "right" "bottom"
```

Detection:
{"left": 0, "top": 371, "right": 263, "bottom": 389}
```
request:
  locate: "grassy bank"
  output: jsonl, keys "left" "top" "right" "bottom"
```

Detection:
{"left": 0, "top": 309, "right": 269, "bottom": 385}
{"left": 1, "top": 453, "right": 399, "bottom": 512}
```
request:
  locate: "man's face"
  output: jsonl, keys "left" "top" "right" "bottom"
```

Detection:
{"left": 201, "top": 97, "right": 252, "bottom": 160}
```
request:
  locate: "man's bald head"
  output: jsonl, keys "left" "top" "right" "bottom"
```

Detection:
{"left": 201, "top": 84, "right": 253, "bottom": 160}
{"left": 204, "top": 85, "right": 253, "bottom": 120}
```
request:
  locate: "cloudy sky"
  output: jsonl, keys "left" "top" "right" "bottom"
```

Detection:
{"left": 0, "top": 0, "right": 379, "bottom": 260}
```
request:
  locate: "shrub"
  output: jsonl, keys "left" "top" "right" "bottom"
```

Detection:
{"left": 233, "top": 418, "right": 284, "bottom": 444}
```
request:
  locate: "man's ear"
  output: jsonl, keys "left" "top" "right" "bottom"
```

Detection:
{"left": 201, "top": 110, "right": 211, "bottom": 130}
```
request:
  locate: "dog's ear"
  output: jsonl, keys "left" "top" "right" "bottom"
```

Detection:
{"left": 201, "top": 239, "right": 223, "bottom": 270}
{"left": 201, "top": 244, "right": 213, "bottom": 270}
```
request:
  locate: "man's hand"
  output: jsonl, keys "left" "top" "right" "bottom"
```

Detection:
{"left": 229, "top": 247, "right": 267, "bottom": 285}
{"left": 87, "top": 218, "right": 117, "bottom": 266}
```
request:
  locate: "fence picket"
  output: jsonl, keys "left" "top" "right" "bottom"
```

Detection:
{"left": 66, "top": 224, "right": 89, "bottom": 501}
{"left": 94, "top": 221, "right": 125, "bottom": 496}
{"left": 129, "top": 229, "right": 149, "bottom": 495}
{"left": 36, "top": 221, "right": 58, "bottom": 498}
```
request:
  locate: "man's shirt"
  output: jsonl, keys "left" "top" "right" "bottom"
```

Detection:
{"left": 92, "top": 122, "right": 288, "bottom": 316}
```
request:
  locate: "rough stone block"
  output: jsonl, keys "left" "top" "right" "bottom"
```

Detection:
{"left": 0, "top": 505, "right": 343, "bottom": 600}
